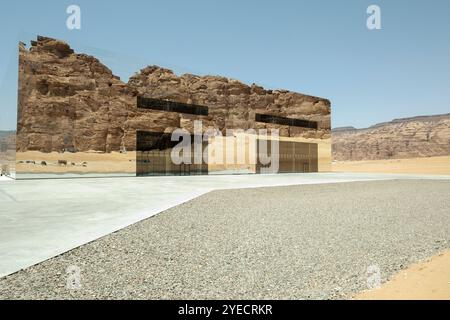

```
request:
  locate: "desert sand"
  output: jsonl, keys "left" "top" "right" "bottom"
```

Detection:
{"left": 355, "top": 250, "right": 450, "bottom": 300}
{"left": 333, "top": 156, "right": 450, "bottom": 175}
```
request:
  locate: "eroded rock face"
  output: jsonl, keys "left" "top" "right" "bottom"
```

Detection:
{"left": 17, "top": 36, "right": 331, "bottom": 153}
{"left": 332, "top": 114, "right": 450, "bottom": 161}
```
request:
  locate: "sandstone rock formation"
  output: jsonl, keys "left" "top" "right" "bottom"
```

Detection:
{"left": 332, "top": 114, "right": 450, "bottom": 161}
{"left": 17, "top": 36, "right": 331, "bottom": 153}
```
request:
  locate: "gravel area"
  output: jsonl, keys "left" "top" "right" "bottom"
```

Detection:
{"left": 1, "top": 179, "right": 450, "bottom": 300}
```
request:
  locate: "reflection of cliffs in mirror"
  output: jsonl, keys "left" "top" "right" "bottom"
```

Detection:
{"left": 0, "top": 131, "right": 15, "bottom": 178}
{"left": 15, "top": 35, "right": 331, "bottom": 179}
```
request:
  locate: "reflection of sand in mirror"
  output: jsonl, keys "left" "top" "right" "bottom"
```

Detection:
{"left": 16, "top": 151, "right": 136, "bottom": 174}
{"left": 295, "top": 137, "right": 331, "bottom": 172}
{"left": 16, "top": 137, "right": 331, "bottom": 175}
{"left": 260, "top": 137, "right": 330, "bottom": 172}
{"left": 0, "top": 132, "right": 16, "bottom": 177}
{"left": 212, "top": 135, "right": 330, "bottom": 172}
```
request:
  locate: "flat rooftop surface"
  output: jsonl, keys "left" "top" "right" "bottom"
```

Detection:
{"left": 1, "top": 179, "right": 449, "bottom": 299}
{"left": 0, "top": 173, "right": 449, "bottom": 279}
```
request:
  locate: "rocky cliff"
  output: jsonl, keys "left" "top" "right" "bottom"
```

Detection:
{"left": 332, "top": 114, "right": 450, "bottom": 161}
{"left": 17, "top": 36, "right": 331, "bottom": 153}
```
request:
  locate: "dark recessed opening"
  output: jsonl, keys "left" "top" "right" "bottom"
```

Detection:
{"left": 255, "top": 113, "right": 318, "bottom": 129}
{"left": 137, "top": 96, "right": 209, "bottom": 116}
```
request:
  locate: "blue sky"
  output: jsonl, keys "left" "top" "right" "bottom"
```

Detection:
{"left": 1, "top": 0, "right": 449, "bottom": 130}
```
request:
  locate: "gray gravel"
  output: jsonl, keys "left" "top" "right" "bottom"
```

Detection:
{"left": 1, "top": 179, "right": 450, "bottom": 300}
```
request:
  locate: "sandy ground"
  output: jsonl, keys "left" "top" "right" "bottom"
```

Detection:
{"left": 355, "top": 250, "right": 450, "bottom": 300}
{"left": 333, "top": 156, "right": 450, "bottom": 175}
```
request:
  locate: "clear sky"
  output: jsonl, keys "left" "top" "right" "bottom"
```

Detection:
{"left": 1, "top": 0, "right": 449, "bottom": 130}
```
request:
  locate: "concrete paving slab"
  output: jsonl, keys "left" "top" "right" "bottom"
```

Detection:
{"left": 1, "top": 172, "right": 449, "bottom": 278}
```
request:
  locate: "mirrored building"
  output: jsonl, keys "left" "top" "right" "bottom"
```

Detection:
{"left": 9, "top": 36, "right": 331, "bottom": 179}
